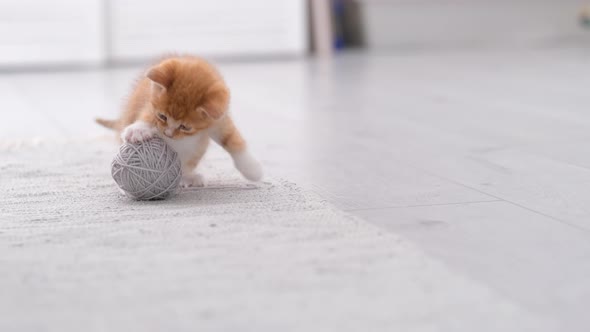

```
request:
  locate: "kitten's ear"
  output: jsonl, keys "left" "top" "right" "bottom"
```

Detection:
{"left": 146, "top": 59, "right": 178, "bottom": 95}
{"left": 200, "top": 81, "right": 229, "bottom": 120}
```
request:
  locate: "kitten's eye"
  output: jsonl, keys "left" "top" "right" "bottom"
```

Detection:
{"left": 179, "top": 124, "right": 191, "bottom": 131}
{"left": 157, "top": 113, "right": 167, "bottom": 122}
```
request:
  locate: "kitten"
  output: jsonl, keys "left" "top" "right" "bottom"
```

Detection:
{"left": 96, "top": 56, "right": 263, "bottom": 187}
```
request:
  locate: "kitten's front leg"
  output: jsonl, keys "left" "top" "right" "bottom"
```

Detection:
{"left": 209, "top": 117, "right": 263, "bottom": 181}
{"left": 230, "top": 150, "right": 263, "bottom": 181}
{"left": 179, "top": 141, "right": 209, "bottom": 188}
{"left": 121, "top": 121, "right": 157, "bottom": 143}
{"left": 180, "top": 172, "right": 205, "bottom": 188}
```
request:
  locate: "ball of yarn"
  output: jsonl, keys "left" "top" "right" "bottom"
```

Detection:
{"left": 111, "top": 137, "right": 181, "bottom": 200}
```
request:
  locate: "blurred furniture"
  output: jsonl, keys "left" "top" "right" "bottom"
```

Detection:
{"left": 310, "top": 0, "right": 334, "bottom": 57}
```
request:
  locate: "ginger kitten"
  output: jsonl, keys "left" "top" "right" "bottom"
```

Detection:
{"left": 96, "top": 56, "right": 263, "bottom": 187}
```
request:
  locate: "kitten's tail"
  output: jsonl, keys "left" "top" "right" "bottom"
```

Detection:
{"left": 95, "top": 117, "right": 119, "bottom": 130}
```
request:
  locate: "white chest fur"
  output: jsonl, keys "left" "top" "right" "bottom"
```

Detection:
{"left": 160, "top": 132, "right": 209, "bottom": 166}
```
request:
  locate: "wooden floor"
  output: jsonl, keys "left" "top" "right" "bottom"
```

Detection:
{"left": 2, "top": 47, "right": 590, "bottom": 330}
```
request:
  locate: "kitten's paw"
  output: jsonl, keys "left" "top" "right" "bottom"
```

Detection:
{"left": 233, "top": 151, "right": 263, "bottom": 181}
{"left": 180, "top": 173, "right": 205, "bottom": 188}
{"left": 121, "top": 121, "right": 157, "bottom": 143}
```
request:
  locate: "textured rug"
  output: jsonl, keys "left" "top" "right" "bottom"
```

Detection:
{"left": 0, "top": 139, "right": 553, "bottom": 332}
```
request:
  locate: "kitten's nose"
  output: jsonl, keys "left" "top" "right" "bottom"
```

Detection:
{"left": 164, "top": 129, "right": 174, "bottom": 138}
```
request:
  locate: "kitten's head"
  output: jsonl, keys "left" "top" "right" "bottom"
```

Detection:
{"left": 146, "top": 57, "right": 229, "bottom": 139}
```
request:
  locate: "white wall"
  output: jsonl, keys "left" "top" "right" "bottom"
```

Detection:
{"left": 359, "top": 0, "right": 590, "bottom": 49}
{"left": 0, "top": 0, "right": 308, "bottom": 67}
{"left": 0, "top": 0, "right": 104, "bottom": 67}
{"left": 109, "top": 0, "right": 307, "bottom": 61}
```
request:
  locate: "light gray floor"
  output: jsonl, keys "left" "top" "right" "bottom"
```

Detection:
{"left": 2, "top": 141, "right": 551, "bottom": 332}
{"left": 2, "top": 47, "right": 590, "bottom": 330}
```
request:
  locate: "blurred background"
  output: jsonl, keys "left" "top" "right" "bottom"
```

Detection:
{"left": 1, "top": 0, "right": 588, "bottom": 69}
{"left": 3, "top": 2, "right": 590, "bottom": 331}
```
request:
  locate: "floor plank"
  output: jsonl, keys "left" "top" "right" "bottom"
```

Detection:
{"left": 356, "top": 201, "right": 590, "bottom": 332}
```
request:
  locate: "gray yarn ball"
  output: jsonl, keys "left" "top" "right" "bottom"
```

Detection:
{"left": 111, "top": 137, "right": 182, "bottom": 200}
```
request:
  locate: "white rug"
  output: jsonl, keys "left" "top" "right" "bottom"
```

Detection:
{"left": 0, "top": 139, "right": 554, "bottom": 332}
